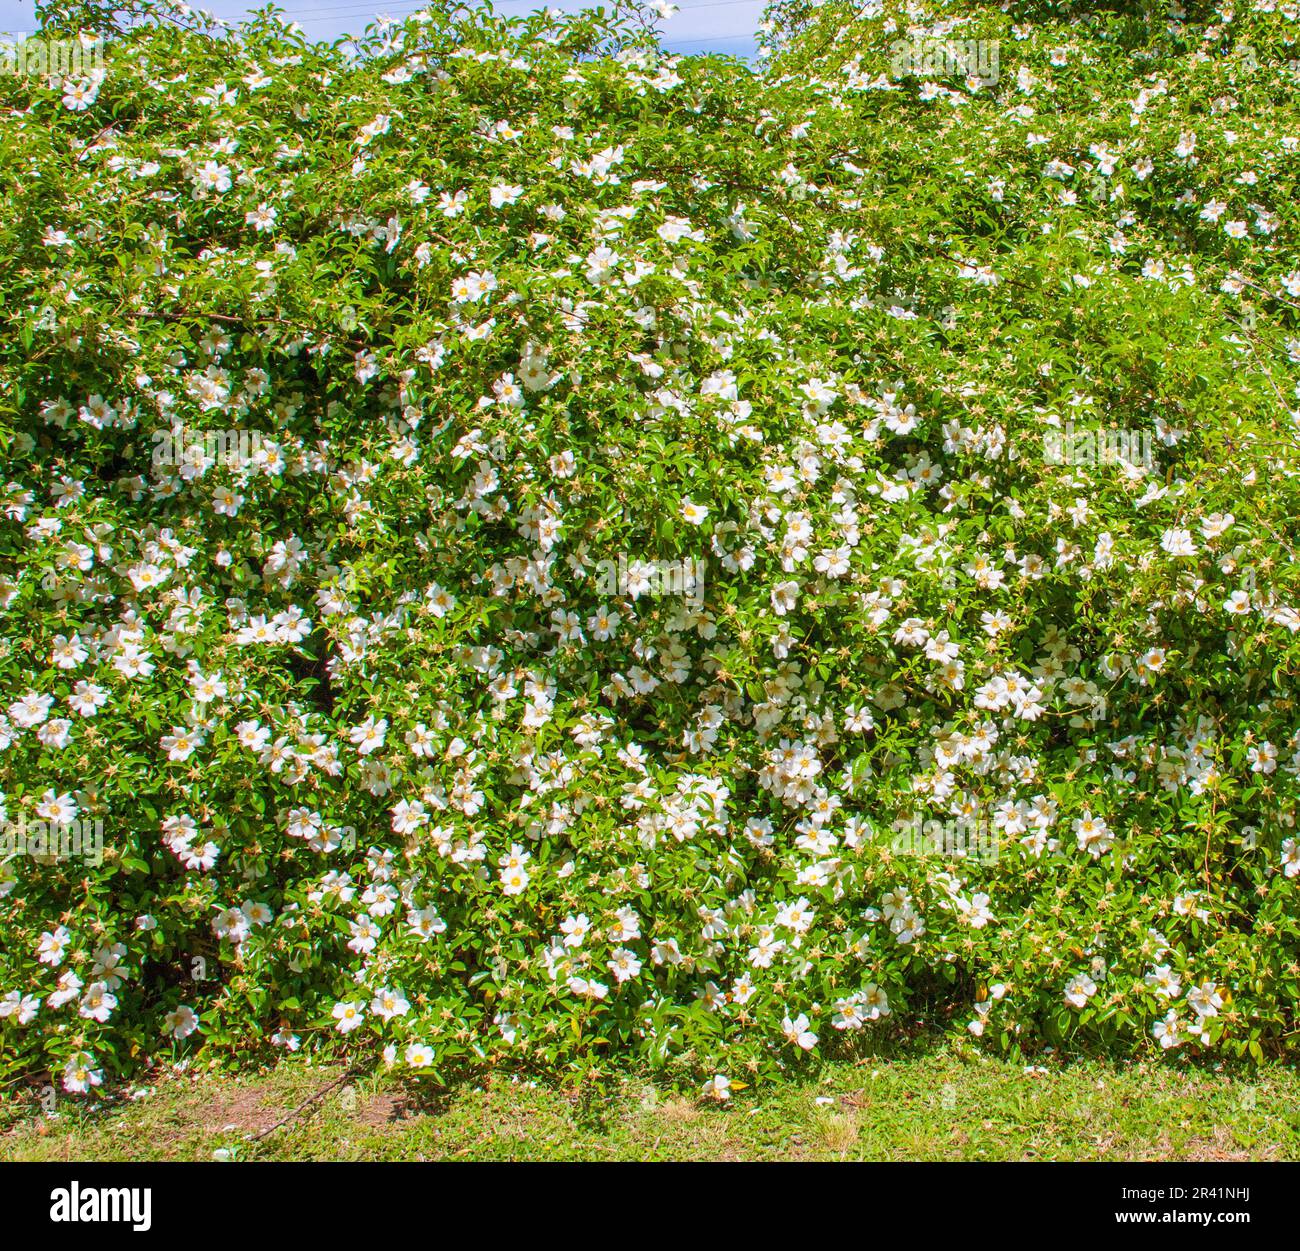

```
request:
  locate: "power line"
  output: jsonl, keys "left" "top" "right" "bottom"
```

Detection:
{"left": 663, "top": 32, "right": 758, "bottom": 46}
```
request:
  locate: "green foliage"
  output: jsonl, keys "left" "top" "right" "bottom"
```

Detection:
{"left": 1, "top": 0, "right": 1299, "bottom": 1100}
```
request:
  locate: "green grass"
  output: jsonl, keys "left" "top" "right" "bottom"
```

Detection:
{"left": 5, "top": 1041, "right": 1300, "bottom": 1161}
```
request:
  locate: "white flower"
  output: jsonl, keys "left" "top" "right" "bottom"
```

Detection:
{"left": 245, "top": 203, "right": 278, "bottom": 232}
{"left": 1145, "top": 965, "right": 1182, "bottom": 999}
{"left": 0, "top": 991, "right": 39, "bottom": 1024}
{"left": 1064, "top": 974, "right": 1097, "bottom": 1008}
{"left": 62, "top": 1053, "right": 103, "bottom": 1094}
{"left": 370, "top": 988, "right": 410, "bottom": 1021}
{"left": 771, "top": 580, "right": 800, "bottom": 615}
{"left": 194, "top": 160, "right": 232, "bottom": 194}
{"left": 37, "top": 926, "right": 71, "bottom": 967}
{"left": 9, "top": 691, "right": 53, "bottom": 728}
{"left": 78, "top": 981, "right": 118, "bottom": 1022}
{"left": 657, "top": 215, "right": 701, "bottom": 244}
{"left": 560, "top": 913, "right": 591, "bottom": 948}
{"left": 332, "top": 1001, "right": 366, "bottom": 1033}
{"left": 781, "top": 1012, "right": 818, "bottom": 1050}
{"left": 680, "top": 497, "right": 709, "bottom": 525}
{"left": 608, "top": 948, "right": 642, "bottom": 983}
{"left": 1282, "top": 838, "right": 1300, "bottom": 878}
{"left": 702, "top": 1074, "right": 732, "bottom": 1101}
{"left": 1073, "top": 810, "right": 1113, "bottom": 858}
{"left": 163, "top": 1004, "right": 200, "bottom": 1039}
{"left": 161, "top": 727, "right": 202, "bottom": 762}
{"left": 1186, "top": 981, "right": 1223, "bottom": 1018}
{"left": 1153, "top": 1011, "right": 1180, "bottom": 1049}
{"left": 62, "top": 78, "right": 101, "bottom": 111}
{"left": 349, "top": 716, "right": 388, "bottom": 756}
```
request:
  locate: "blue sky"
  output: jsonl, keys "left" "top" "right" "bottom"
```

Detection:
{"left": 0, "top": 0, "right": 765, "bottom": 58}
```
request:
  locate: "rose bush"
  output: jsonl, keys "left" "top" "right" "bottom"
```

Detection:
{"left": 2, "top": 0, "right": 1300, "bottom": 1099}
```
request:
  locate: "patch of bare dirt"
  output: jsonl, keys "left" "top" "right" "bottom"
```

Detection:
{"left": 356, "top": 1093, "right": 416, "bottom": 1127}
{"left": 657, "top": 1096, "right": 700, "bottom": 1123}
{"left": 200, "top": 1087, "right": 280, "bottom": 1135}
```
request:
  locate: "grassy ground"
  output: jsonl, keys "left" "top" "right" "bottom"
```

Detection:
{"left": 5, "top": 1040, "right": 1300, "bottom": 1161}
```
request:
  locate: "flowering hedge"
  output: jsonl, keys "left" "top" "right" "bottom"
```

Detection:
{"left": 3, "top": 0, "right": 1300, "bottom": 1100}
